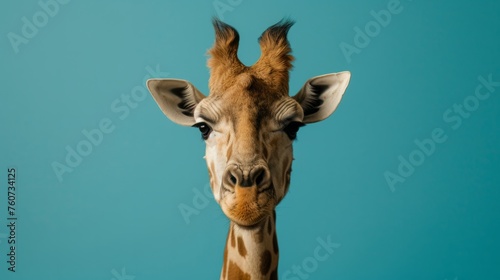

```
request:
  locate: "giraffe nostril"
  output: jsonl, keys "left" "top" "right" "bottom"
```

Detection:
{"left": 225, "top": 164, "right": 270, "bottom": 188}
{"left": 255, "top": 169, "right": 265, "bottom": 186}
{"left": 229, "top": 174, "right": 237, "bottom": 185}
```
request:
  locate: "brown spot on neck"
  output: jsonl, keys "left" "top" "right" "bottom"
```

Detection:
{"left": 222, "top": 246, "right": 228, "bottom": 279}
{"left": 260, "top": 250, "right": 272, "bottom": 275}
{"left": 228, "top": 261, "right": 251, "bottom": 280}
{"left": 237, "top": 236, "right": 247, "bottom": 257}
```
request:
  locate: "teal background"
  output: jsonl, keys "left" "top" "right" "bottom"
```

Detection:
{"left": 1, "top": 0, "right": 499, "bottom": 279}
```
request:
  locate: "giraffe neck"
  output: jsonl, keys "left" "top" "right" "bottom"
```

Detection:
{"left": 220, "top": 211, "right": 279, "bottom": 280}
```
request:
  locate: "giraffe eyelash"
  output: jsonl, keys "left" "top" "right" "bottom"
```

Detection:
{"left": 283, "top": 121, "right": 305, "bottom": 140}
{"left": 192, "top": 122, "right": 213, "bottom": 140}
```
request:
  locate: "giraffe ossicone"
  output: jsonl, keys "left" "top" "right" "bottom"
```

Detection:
{"left": 147, "top": 18, "right": 350, "bottom": 280}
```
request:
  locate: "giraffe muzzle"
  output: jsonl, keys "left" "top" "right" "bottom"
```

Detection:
{"left": 223, "top": 163, "right": 272, "bottom": 191}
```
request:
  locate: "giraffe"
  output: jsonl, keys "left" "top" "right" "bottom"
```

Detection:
{"left": 147, "top": 18, "right": 350, "bottom": 280}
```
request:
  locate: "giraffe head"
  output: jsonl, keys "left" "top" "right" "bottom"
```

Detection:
{"left": 147, "top": 19, "right": 350, "bottom": 227}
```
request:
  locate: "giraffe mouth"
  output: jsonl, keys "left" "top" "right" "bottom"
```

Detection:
{"left": 220, "top": 182, "right": 275, "bottom": 196}
{"left": 220, "top": 183, "right": 276, "bottom": 227}
{"left": 226, "top": 211, "right": 270, "bottom": 227}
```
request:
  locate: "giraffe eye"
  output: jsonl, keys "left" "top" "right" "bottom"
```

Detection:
{"left": 283, "top": 121, "right": 305, "bottom": 140}
{"left": 193, "top": 122, "right": 212, "bottom": 140}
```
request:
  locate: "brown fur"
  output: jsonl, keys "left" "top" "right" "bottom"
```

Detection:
{"left": 253, "top": 19, "right": 295, "bottom": 94}
{"left": 207, "top": 18, "right": 294, "bottom": 96}
{"left": 204, "top": 19, "right": 296, "bottom": 280}
{"left": 148, "top": 17, "right": 349, "bottom": 280}
{"left": 260, "top": 250, "right": 272, "bottom": 275}
{"left": 222, "top": 246, "right": 228, "bottom": 279}
{"left": 237, "top": 236, "right": 247, "bottom": 257}
{"left": 228, "top": 261, "right": 251, "bottom": 280}
{"left": 207, "top": 19, "right": 245, "bottom": 93}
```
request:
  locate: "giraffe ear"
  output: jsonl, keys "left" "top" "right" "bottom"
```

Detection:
{"left": 293, "top": 71, "right": 351, "bottom": 124}
{"left": 147, "top": 79, "right": 206, "bottom": 126}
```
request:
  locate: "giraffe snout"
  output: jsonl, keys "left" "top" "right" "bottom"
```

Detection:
{"left": 223, "top": 164, "right": 271, "bottom": 191}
